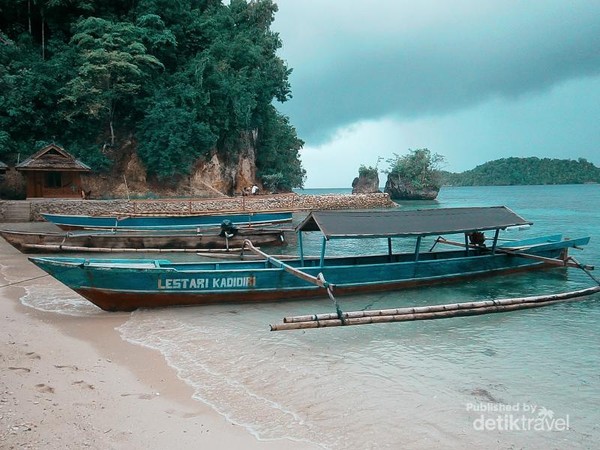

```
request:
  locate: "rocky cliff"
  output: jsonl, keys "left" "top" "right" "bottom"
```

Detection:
{"left": 383, "top": 174, "right": 440, "bottom": 200}
{"left": 81, "top": 134, "right": 260, "bottom": 199}
{"left": 352, "top": 172, "right": 380, "bottom": 194}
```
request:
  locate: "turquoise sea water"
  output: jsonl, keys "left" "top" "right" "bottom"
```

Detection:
{"left": 17, "top": 185, "right": 600, "bottom": 449}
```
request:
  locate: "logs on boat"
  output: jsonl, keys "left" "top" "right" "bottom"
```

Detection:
{"left": 270, "top": 285, "right": 600, "bottom": 331}
{"left": 21, "top": 244, "right": 245, "bottom": 253}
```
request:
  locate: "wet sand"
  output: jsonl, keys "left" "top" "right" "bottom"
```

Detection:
{"left": 0, "top": 228, "right": 318, "bottom": 449}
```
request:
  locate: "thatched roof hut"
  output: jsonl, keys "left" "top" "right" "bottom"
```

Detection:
{"left": 16, "top": 144, "right": 91, "bottom": 198}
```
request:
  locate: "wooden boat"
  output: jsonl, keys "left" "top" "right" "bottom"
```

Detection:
{"left": 1, "top": 227, "right": 287, "bottom": 253}
{"left": 41, "top": 210, "right": 293, "bottom": 231}
{"left": 29, "top": 206, "right": 594, "bottom": 312}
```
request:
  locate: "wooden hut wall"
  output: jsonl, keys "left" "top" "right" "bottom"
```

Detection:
{"left": 25, "top": 171, "right": 82, "bottom": 198}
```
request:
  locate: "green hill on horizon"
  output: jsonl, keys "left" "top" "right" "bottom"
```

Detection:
{"left": 441, "top": 157, "right": 600, "bottom": 186}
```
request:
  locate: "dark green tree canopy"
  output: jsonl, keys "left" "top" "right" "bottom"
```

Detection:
{"left": 442, "top": 157, "right": 600, "bottom": 186}
{"left": 385, "top": 148, "right": 445, "bottom": 190}
{"left": 0, "top": 0, "right": 304, "bottom": 189}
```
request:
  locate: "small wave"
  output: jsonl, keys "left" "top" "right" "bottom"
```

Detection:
{"left": 21, "top": 281, "right": 103, "bottom": 316}
{"left": 1, "top": 261, "right": 101, "bottom": 316}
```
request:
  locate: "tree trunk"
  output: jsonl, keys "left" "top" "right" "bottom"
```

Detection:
{"left": 28, "top": 0, "right": 32, "bottom": 34}
{"left": 41, "top": 9, "right": 45, "bottom": 60}
{"left": 109, "top": 101, "right": 115, "bottom": 146}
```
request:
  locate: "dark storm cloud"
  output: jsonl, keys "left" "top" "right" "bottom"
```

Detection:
{"left": 273, "top": 1, "right": 600, "bottom": 143}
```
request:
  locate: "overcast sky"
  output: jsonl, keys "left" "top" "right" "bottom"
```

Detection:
{"left": 271, "top": 1, "right": 600, "bottom": 188}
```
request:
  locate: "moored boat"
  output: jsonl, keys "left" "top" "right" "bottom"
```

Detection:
{"left": 1, "top": 227, "right": 287, "bottom": 253}
{"left": 29, "top": 206, "right": 594, "bottom": 312}
{"left": 41, "top": 210, "right": 293, "bottom": 231}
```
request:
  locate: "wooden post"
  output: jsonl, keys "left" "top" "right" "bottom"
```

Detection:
{"left": 123, "top": 175, "right": 130, "bottom": 201}
{"left": 319, "top": 236, "right": 327, "bottom": 268}
{"left": 415, "top": 236, "right": 422, "bottom": 262}
{"left": 491, "top": 228, "right": 500, "bottom": 253}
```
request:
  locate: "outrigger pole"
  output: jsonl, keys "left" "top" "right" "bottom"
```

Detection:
{"left": 270, "top": 236, "right": 600, "bottom": 331}
{"left": 270, "top": 285, "right": 600, "bottom": 331}
{"left": 242, "top": 240, "right": 346, "bottom": 321}
{"left": 433, "top": 237, "right": 595, "bottom": 270}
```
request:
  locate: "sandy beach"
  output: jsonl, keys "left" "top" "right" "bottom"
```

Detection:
{"left": 0, "top": 231, "right": 317, "bottom": 449}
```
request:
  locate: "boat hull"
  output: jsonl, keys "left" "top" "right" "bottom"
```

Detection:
{"left": 29, "top": 237, "right": 589, "bottom": 311}
{"left": 1, "top": 228, "right": 286, "bottom": 253}
{"left": 41, "top": 211, "right": 293, "bottom": 231}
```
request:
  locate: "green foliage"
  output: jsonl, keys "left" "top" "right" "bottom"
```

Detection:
{"left": 61, "top": 17, "right": 169, "bottom": 145}
{"left": 137, "top": 97, "right": 216, "bottom": 181}
{"left": 442, "top": 157, "right": 600, "bottom": 186}
{"left": 358, "top": 165, "right": 378, "bottom": 178}
{"left": 385, "top": 148, "right": 445, "bottom": 189}
{"left": 0, "top": 0, "right": 304, "bottom": 189}
{"left": 255, "top": 106, "right": 305, "bottom": 191}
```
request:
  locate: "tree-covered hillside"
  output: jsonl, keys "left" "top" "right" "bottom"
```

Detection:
{"left": 0, "top": 0, "right": 305, "bottom": 190}
{"left": 442, "top": 157, "right": 600, "bottom": 186}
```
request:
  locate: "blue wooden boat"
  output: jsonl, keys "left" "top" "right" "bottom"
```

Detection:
{"left": 29, "top": 206, "right": 593, "bottom": 312}
{"left": 41, "top": 210, "right": 293, "bottom": 231}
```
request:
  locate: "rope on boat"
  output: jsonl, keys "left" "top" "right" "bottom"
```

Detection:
{"left": 0, "top": 254, "right": 95, "bottom": 290}
{"left": 317, "top": 273, "right": 345, "bottom": 324}
{"left": 0, "top": 272, "right": 53, "bottom": 289}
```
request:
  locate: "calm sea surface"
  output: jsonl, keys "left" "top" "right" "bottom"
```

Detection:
{"left": 16, "top": 185, "right": 600, "bottom": 449}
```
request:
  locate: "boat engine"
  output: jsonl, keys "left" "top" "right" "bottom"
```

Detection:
{"left": 219, "top": 219, "right": 239, "bottom": 237}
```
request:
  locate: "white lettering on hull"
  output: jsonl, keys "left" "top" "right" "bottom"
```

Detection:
{"left": 158, "top": 276, "right": 255, "bottom": 290}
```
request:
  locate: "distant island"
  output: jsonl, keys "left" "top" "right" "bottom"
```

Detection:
{"left": 441, "top": 157, "right": 600, "bottom": 186}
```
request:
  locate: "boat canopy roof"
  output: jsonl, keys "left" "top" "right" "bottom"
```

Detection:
{"left": 296, "top": 206, "right": 532, "bottom": 239}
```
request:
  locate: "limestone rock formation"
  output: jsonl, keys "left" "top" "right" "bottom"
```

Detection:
{"left": 190, "top": 131, "right": 258, "bottom": 196}
{"left": 384, "top": 174, "right": 440, "bottom": 200}
{"left": 81, "top": 132, "right": 259, "bottom": 198}
{"left": 352, "top": 172, "right": 380, "bottom": 194}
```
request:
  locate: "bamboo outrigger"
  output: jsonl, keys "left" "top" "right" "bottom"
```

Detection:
{"left": 270, "top": 282, "right": 600, "bottom": 331}
{"left": 28, "top": 207, "right": 597, "bottom": 314}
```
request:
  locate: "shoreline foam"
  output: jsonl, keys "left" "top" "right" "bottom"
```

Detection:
{"left": 0, "top": 234, "right": 319, "bottom": 449}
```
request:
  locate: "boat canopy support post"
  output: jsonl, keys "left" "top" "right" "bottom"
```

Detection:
{"left": 319, "top": 236, "right": 327, "bottom": 268}
{"left": 415, "top": 236, "right": 422, "bottom": 262}
{"left": 388, "top": 238, "right": 393, "bottom": 262}
{"left": 491, "top": 229, "right": 500, "bottom": 253}
{"left": 298, "top": 230, "right": 305, "bottom": 266}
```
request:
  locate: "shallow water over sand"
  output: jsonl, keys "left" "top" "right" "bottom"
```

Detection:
{"left": 15, "top": 185, "right": 600, "bottom": 449}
